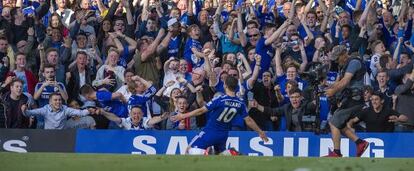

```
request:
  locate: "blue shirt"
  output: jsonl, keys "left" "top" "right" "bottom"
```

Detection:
{"left": 35, "top": 82, "right": 66, "bottom": 107}
{"left": 96, "top": 90, "right": 128, "bottom": 118}
{"left": 255, "top": 37, "right": 274, "bottom": 77}
{"left": 184, "top": 38, "right": 204, "bottom": 68}
{"left": 128, "top": 86, "right": 157, "bottom": 118}
{"left": 326, "top": 71, "right": 339, "bottom": 86}
{"left": 168, "top": 36, "right": 181, "bottom": 58}
{"left": 276, "top": 75, "right": 308, "bottom": 96}
{"left": 204, "top": 95, "right": 248, "bottom": 132}
{"left": 118, "top": 44, "right": 131, "bottom": 68}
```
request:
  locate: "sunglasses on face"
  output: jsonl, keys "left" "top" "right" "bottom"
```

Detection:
{"left": 248, "top": 34, "right": 259, "bottom": 38}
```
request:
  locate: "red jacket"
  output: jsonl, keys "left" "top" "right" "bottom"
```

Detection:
{"left": 6, "top": 70, "right": 38, "bottom": 95}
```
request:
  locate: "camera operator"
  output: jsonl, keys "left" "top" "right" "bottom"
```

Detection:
{"left": 250, "top": 89, "right": 317, "bottom": 132}
{"left": 325, "top": 45, "right": 368, "bottom": 157}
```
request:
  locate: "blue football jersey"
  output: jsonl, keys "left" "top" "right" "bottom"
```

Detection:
{"left": 128, "top": 86, "right": 157, "bottom": 118}
{"left": 96, "top": 90, "right": 128, "bottom": 118}
{"left": 204, "top": 95, "right": 248, "bottom": 132}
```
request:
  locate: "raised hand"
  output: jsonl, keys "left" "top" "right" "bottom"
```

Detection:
{"left": 102, "top": 76, "right": 116, "bottom": 86}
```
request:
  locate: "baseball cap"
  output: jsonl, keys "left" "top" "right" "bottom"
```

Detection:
{"left": 330, "top": 45, "right": 348, "bottom": 61}
{"left": 168, "top": 18, "right": 179, "bottom": 27}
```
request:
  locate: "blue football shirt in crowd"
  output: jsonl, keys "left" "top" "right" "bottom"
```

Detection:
{"left": 96, "top": 90, "right": 128, "bottom": 118}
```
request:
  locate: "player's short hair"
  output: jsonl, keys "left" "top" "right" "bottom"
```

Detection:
{"left": 224, "top": 76, "right": 238, "bottom": 92}
{"left": 80, "top": 84, "right": 95, "bottom": 96}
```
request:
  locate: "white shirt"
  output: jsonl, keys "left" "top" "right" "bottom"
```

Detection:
{"left": 55, "top": 9, "right": 74, "bottom": 28}
{"left": 79, "top": 71, "right": 86, "bottom": 87}
{"left": 162, "top": 70, "right": 183, "bottom": 97}
{"left": 369, "top": 54, "right": 381, "bottom": 81}
{"left": 119, "top": 117, "right": 150, "bottom": 130}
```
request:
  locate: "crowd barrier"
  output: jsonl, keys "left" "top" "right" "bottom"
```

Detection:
{"left": 1, "top": 129, "right": 413, "bottom": 158}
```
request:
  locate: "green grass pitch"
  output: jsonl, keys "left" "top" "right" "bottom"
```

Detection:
{"left": 1, "top": 152, "right": 413, "bottom": 171}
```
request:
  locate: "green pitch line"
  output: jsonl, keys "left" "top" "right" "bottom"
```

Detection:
{"left": 0, "top": 152, "right": 413, "bottom": 171}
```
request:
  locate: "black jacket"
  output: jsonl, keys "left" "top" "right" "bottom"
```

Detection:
{"left": 263, "top": 100, "right": 317, "bottom": 131}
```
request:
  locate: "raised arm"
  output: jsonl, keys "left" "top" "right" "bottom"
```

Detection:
{"left": 188, "top": 0, "right": 194, "bottom": 16}
{"left": 132, "top": 75, "right": 153, "bottom": 90}
{"left": 96, "top": 0, "right": 108, "bottom": 12}
{"left": 156, "top": 80, "right": 175, "bottom": 96}
{"left": 237, "top": 8, "right": 247, "bottom": 47}
{"left": 123, "top": 0, "right": 134, "bottom": 25}
{"left": 265, "top": 20, "right": 290, "bottom": 45}
{"left": 300, "top": 18, "right": 314, "bottom": 46}
{"left": 100, "top": 109, "right": 122, "bottom": 124}
{"left": 141, "top": 28, "right": 165, "bottom": 61}
{"left": 274, "top": 46, "right": 284, "bottom": 77}
{"left": 304, "top": 0, "right": 314, "bottom": 15}
{"left": 157, "top": 30, "right": 173, "bottom": 54}
{"left": 171, "top": 106, "right": 209, "bottom": 122}
{"left": 358, "top": 0, "right": 375, "bottom": 28}
{"left": 229, "top": 19, "right": 241, "bottom": 45}
{"left": 299, "top": 40, "right": 308, "bottom": 72}
{"left": 393, "top": 38, "right": 403, "bottom": 62}
{"left": 247, "top": 55, "right": 261, "bottom": 89}
{"left": 238, "top": 53, "right": 252, "bottom": 79}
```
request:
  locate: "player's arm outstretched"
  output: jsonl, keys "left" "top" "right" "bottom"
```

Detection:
{"left": 244, "top": 116, "right": 269, "bottom": 142}
{"left": 171, "top": 107, "right": 208, "bottom": 122}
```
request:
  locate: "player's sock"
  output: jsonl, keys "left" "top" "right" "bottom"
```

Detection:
{"left": 355, "top": 138, "right": 364, "bottom": 145}
{"left": 188, "top": 148, "right": 208, "bottom": 155}
{"left": 334, "top": 149, "right": 342, "bottom": 155}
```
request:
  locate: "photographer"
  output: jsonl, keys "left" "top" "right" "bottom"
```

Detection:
{"left": 251, "top": 89, "right": 317, "bottom": 132}
{"left": 325, "top": 45, "right": 368, "bottom": 157}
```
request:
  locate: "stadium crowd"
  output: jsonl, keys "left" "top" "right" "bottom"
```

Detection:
{"left": 0, "top": 0, "right": 413, "bottom": 133}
